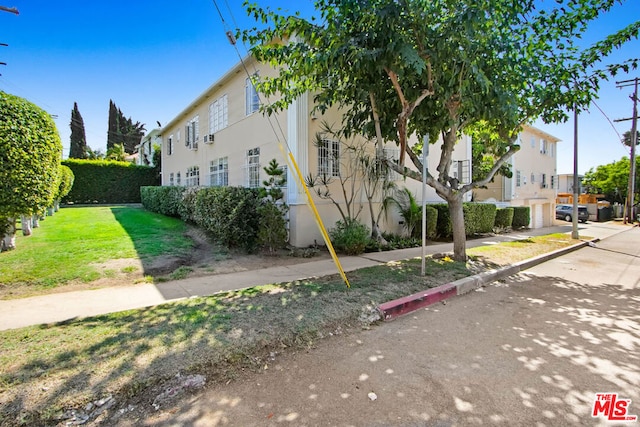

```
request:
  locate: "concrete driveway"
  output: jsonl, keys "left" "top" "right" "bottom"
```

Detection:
{"left": 135, "top": 226, "right": 640, "bottom": 426}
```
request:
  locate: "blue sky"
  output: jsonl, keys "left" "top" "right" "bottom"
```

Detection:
{"left": 1, "top": 1, "right": 638, "bottom": 175}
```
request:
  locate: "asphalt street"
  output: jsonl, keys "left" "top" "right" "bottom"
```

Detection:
{"left": 130, "top": 226, "right": 640, "bottom": 427}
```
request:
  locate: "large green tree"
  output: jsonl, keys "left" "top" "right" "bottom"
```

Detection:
{"left": 69, "top": 102, "right": 88, "bottom": 159}
{"left": 243, "top": 0, "right": 639, "bottom": 260}
{"left": 0, "top": 91, "right": 62, "bottom": 251}
{"left": 107, "top": 99, "right": 145, "bottom": 154}
{"left": 583, "top": 156, "right": 639, "bottom": 204}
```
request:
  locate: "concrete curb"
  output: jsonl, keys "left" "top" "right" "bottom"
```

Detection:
{"left": 378, "top": 238, "right": 599, "bottom": 321}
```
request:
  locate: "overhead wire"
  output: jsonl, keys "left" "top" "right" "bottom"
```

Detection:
{"left": 209, "top": 0, "right": 350, "bottom": 288}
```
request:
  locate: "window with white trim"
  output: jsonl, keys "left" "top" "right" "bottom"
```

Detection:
{"left": 167, "top": 135, "right": 173, "bottom": 155}
{"left": 176, "top": 172, "right": 181, "bottom": 186}
{"left": 245, "top": 76, "right": 259, "bottom": 115}
{"left": 169, "top": 172, "right": 174, "bottom": 186}
{"left": 209, "top": 157, "right": 228, "bottom": 187}
{"left": 530, "top": 137, "right": 536, "bottom": 148}
{"left": 531, "top": 172, "right": 535, "bottom": 183}
{"left": 541, "top": 173, "right": 547, "bottom": 188}
{"left": 516, "top": 170, "right": 521, "bottom": 187}
{"left": 550, "top": 142, "right": 554, "bottom": 157}
{"left": 185, "top": 116, "right": 199, "bottom": 150}
{"left": 246, "top": 147, "right": 260, "bottom": 188}
{"left": 186, "top": 166, "right": 200, "bottom": 187}
{"left": 540, "top": 139, "right": 547, "bottom": 154}
{"left": 209, "top": 95, "right": 228, "bottom": 134}
{"left": 551, "top": 175, "right": 556, "bottom": 189}
{"left": 318, "top": 139, "right": 340, "bottom": 177}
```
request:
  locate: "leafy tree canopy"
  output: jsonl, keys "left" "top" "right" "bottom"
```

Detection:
{"left": 583, "top": 155, "right": 639, "bottom": 204}
{"left": 242, "top": 0, "right": 639, "bottom": 260}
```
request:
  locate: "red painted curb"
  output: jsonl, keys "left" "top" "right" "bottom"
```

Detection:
{"left": 378, "top": 283, "right": 457, "bottom": 321}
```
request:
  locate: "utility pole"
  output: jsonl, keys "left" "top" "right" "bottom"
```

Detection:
{"left": 572, "top": 106, "right": 579, "bottom": 239}
{"left": 615, "top": 77, "right": 639, "bottom": 224}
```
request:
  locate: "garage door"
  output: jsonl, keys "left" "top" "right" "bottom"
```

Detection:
{"left": 533, "top": 204, "right": 543, "bottom": 229}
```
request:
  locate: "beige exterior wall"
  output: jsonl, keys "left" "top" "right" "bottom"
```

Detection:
{"left": 474, "top": 125, "right": 560, "bottom": 228}
{"left": 161, "top": 58, "right": 472, "bottom": 246}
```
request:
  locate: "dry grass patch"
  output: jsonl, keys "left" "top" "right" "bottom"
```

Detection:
{"left": 468, "top": 233, "right": 590, "bottom": 265}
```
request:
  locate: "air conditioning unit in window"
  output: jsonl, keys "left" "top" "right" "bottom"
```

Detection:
{"left": 203, "top": 134, "right": 215, "bottom": 144}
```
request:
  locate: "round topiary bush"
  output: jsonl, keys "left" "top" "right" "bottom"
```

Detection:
{"left": 329, "top": 218, "right": 370, "bottom": 255}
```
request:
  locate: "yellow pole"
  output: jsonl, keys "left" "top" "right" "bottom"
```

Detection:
{"left": 285, "top": 151, "right": 351, "bottom": 288}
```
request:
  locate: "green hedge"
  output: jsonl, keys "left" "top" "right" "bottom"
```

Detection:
{"left": 433, "top": 202, "right": 497, "bottom": 238}
{"left": 140, "top": 186, "right": 185, "bottom": 217}
{"left": 494, "top": 207, "right": 515, "bottom": 228}
{"left": 433, "top": 204, "right": 452, "bottom": 239}
{"left": 512, "top": 206, "right": 531, "bottom": 228}
{"left": 62, "top": 160, "right": 158, "bottom": 204}
{"left": 464, "top": 203, "right": 497, "bottom": 235}
{"left": 194, "top": 187, "right": 261, "bottom": 251}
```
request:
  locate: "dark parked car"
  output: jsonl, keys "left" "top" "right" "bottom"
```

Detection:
{"left": 556, "top": 204, "right": 589, "bottom": 223}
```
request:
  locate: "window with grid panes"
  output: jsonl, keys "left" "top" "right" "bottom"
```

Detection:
{"left": 209, "top": 157, "right": 228, "bottom": 187}
{"left": 186, "top": 166, "right": 200, "bottom": 187}
{"left": 209, "top": 95, "right": 228, "bottom": 134}
{"left": 318, "top": 139, "right": 340, "bottom": 177}
{"left": 246, "top": 148, "right": 260, "bottom": 188}
{"left": 245, "top": 77, "right": 259, "bottom": 115}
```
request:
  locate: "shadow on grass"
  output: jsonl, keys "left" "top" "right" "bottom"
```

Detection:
{"left": 0, "top": 258, "right": 472, "bottom": 426}
{"left": 109, "top": 206, "right": 195, "bottom": 277}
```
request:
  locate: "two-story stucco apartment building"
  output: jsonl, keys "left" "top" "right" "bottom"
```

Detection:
{"left": 160, "top": 56, "right": 472, "bottom": 247}
{"left": 473, "top": 125, "right": 560, "bottom": 228}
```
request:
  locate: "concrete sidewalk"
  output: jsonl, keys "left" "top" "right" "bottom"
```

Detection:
{"left": 0, "top": 221, "right": 629, "bottom": 331}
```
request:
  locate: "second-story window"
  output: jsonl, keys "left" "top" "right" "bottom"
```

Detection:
{"left": 245, "top": 76, "right": 259, "bottom": 115}
{"left": 167, "top": 135, "right": 173, "bottom": 156}
{"left": 185, "top": 116, "right": 199, "bottom": 150}
{"left": 209, "top": 95, "right": 228, "bottom": 134}
{"left": 516, "top": 170, "right": 521, "bottom": 187}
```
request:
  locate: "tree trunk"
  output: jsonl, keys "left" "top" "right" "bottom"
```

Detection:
{"left": 54, "top": 200, "right": 60, "bottom": 212}
{"left": 32, "top": 214, "right": 40, "bottom": 228}
{"left": 47, "top": 207, "right": 54, "bottom": 216}
{"left": 1, "top": 218, "right": 17, "bottom": 252}
{"left": 448, "top": 196, "right": 467, "bottom": 261}
{"left": 21, "top": 215, "right": 32, "bottom": 236}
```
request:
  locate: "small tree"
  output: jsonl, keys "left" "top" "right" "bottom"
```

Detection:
{"left": 257, "top": 159, "right": 288, "bottom": 253}
{"left": 106, "top": 143, "right": 126, "bottom": 162}
{"left": 0, "top": 92, "right": 62, "bottom": 251}
{"left": 305, "top": 126, "right": 364, "bottom": 222}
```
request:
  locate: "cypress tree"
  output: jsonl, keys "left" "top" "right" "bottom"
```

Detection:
{"left": 107, "top": 99, "right": 119, "bottom": 151}
{"left": 69, "top": 102, "right": 87, "bottom": 159}
{"left": 107, "top": 100, "right": 145, "bottom": 154}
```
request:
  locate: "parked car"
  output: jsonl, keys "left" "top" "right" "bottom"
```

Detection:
{"left": 556, "top": 204, "right": 589, "bottom": 223}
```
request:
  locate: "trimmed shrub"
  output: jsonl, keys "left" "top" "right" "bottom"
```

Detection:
{"left": 424, "top": 205, "right": 438, "bottom": 240}
{"left": 433, "top": 203, "right": 452, "bottom": 238}
{"left": 329, "top": 218, "right": 370, "bottom": 255}
{"left": 62, "top": 159, "right": 157, "bottom": 204}
{"left": 463, "top": 203, "right": 497, "bottom": 235}
{"left": 257, "top": 200, "right": 288, "bottom": 254}
{"left": 194, "top": 187, "right": 261, "bottom": 251}
{"left": 178, "top": 187, "right": 200, "bottom": 224}
{"left": 140, "top": 186, "right": 185, "bottom": 217}
{"left": 494, "top": 207, "right": 515, "bottom": 229}
{"left": 512, "top": 206, "right": 531, "bottom": 228}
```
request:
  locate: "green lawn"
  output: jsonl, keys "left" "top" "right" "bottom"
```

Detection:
{"left": 0, "top": 206, "right": 193, "bottom": 295}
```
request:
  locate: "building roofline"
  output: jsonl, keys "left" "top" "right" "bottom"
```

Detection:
{"left": 162, "top": 54, "right": 253, "bottom": 132}
{"left": 523, "top": 124, "right": 561, "bottom": 143}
